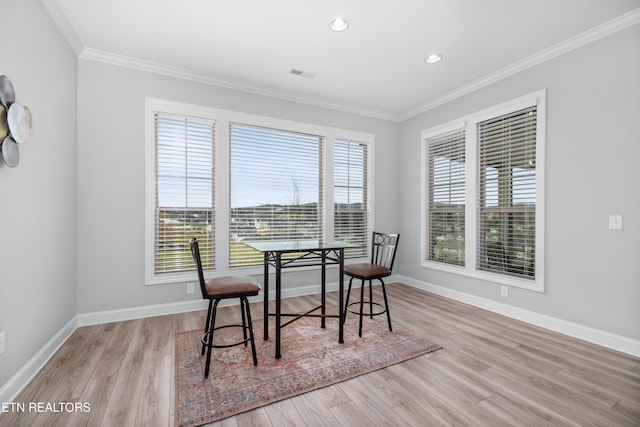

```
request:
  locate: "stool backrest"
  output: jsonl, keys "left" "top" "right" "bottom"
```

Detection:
{"left": 371, "top": 232, "right": 400, "bottom": 271}
{"left": 189, "top": 238, "right": 207, "bottom": 299}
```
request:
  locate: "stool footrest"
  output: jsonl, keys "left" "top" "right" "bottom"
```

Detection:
{"left": 346, "top": 301, "right": 387, "bottom": 317}
{"left": 201, "top": 324, "right": 252, "bottom": 349}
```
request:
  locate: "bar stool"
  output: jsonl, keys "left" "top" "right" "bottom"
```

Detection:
{"left": 190, "top": 238, "right": 260, "bottom": 378}
{"left": 343, "top": 232, "right": 400, "bottom": 337}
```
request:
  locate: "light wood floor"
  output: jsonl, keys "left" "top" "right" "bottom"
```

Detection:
{"left": 2, "top": 283, "right": 639, "bottom": 426}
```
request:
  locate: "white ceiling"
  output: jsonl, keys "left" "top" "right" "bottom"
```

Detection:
{"left": 47, "top": 0, "right": 640, "bottom": 121}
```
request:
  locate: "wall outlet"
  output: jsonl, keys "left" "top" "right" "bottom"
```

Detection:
{"left": 187, "top": 282, "right": 195, "bottom": 294}
{"left": 500, "top": 286, "right": 509, "bottom": 298}
{"left": 0, "top": 331, "right": 5, "bottom": 354}
{"left": 609, "top": 214, "right": 623, "bottom": 230}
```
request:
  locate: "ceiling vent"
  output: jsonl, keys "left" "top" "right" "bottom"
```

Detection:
{"left": 289, "top": 69, "right": 316, "bottom": 79}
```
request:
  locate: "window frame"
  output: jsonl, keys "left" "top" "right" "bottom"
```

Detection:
{"left": 145, "top": 98, "right": 374, "bottom": 285}
{"left": 145, "top": 99, "right": 220, "bottom": 285}
{"left": 420, "top": 90, "right": 545, "bottom": 292}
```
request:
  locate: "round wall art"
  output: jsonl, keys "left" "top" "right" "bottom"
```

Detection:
{"left": 0, "top": 75, "right": 32, "bottom": 168}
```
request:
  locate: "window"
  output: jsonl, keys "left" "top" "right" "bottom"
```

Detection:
{"left": 229, "top": 123, "right": 323, "bottom": 267}
{"left": 421, "top": 91, "right": 545, "bottom": 291}
{"left": 334, "top": 139, "right": 370, "bottom": 258}
{"left": 146, "top": 99, "right": 374, "bottom": 283}
{"left": 478, "top": 106, "right": 537, "bottom": 279}
{"left": 153, "top": 112, "right": 215, "bottom": 275}
{"left": 425, "top": 127, "right": 465, "bottom": 266}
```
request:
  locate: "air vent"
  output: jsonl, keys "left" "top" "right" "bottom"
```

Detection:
{"left": 289, "top": 69, "right": 316, "bottom": 79}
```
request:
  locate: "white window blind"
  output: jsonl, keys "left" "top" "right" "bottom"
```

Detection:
{"left": 478, "top": 106, "right": 536, "bottom": 279}
{"left": 426, "top": 128, "right": 466, "bottom": 266}
{"left": 229, "top": 123, "right": 323, "bottom": 267}
{"left": 334, "top": 139, "right": 369, "bottom": 258}
{"left": 154, "top": 112, "right": 215, "bottom": 274}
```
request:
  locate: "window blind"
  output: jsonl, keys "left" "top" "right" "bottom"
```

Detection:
{"left": 229, "top": 123, "right": 323, "bottom": 267}
{"left": 154, "top": 112, "right": 215, "bottom": 274}
{"left": 426, "top": 128, "right": 466, "bottom": 266}
{"left": 478, "top": 106, "right": 536, "bottom": 279}
{"left": 334, "top": 139, "right": 369, "bottom": 258}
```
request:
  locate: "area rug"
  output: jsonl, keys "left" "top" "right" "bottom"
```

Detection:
{"left": 175, "top": 313, "right": 441, "bottom": 426}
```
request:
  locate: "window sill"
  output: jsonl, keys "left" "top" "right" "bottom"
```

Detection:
{"left": 421, "top": 261, "right": 543, "bottom": 292}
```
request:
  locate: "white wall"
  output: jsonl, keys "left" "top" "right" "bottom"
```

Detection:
{"left": 76, "top": 59, "right": 399, "bottom": 314}
{"left": 397, "top": 24, "right": 640, "bottom": 340}
{"left": 0, "top": 0, "right": 77, "bottom": 390}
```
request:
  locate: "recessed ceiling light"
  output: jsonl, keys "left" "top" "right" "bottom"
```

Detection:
{"left": 425, "top": 53, "right": 443, "bottom": 64}
{"left": 330, "top": 17, "right": 349, "bottom": 32}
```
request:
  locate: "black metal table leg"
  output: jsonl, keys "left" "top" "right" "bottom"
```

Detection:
{"left": 275, "top": 251, "right": 282, "bottom": 359}
{"left": 321, "top": 249, "right": 326, "bottom": 329}
{"left": 263, "top": 251, "right": 269, "bottom": 341}
{"left": 338, "top": 248, "right": 344, "bottom": 344}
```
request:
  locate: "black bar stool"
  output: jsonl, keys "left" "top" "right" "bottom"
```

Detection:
{"left": 343, "top": 232, "right": 400, "bottom": 337}
{"left": 190, "top": 238, "right": 260, "bottom": 378}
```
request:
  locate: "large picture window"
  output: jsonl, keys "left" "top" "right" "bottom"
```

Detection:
{"left": 421, "top": 91, "right": 545, "bottom": 291}
{"left": 229, "top": 123, "right": 323, "bottom": 267}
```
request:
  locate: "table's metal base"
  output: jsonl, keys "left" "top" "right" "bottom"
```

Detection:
{"left": 260, "top": 246, "right": 346, "bottom": 359}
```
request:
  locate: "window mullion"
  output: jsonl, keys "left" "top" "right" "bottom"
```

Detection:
{"left": 465, "top": 122, "right": 477, "bottom": 272}
{"left": 324, "top": 136, "right": 335, "bottom": 244}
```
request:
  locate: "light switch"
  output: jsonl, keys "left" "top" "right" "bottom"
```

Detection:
{"left": 609, "top": 215, "right": 623, "bottom": 230}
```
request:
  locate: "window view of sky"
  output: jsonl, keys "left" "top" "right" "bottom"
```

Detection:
{"left": 230, "top": 123, "right": 320, "bottom": 208}
{"left": 156, "top": 113, "right": 214, "bottom": 209}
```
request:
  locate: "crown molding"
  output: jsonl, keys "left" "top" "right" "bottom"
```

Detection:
{"left": 45, "top": 2, "right": 639, "bottom": 123}
{"left": 400, "top": 7, "right": 640, "bottom": 121}
{"left": 78, "top": 48, "right": 398, "bottom": 122}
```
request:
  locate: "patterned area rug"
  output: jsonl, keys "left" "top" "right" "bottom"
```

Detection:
{"left": 175, "top": 313, "right": 441, "bottom": 426}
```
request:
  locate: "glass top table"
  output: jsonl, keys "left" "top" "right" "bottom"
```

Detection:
{"left": 244, "top": 239, "right": 356, "bottom": 252}
{"left": 244, "top": 240, "right": 356, "bottom": 359}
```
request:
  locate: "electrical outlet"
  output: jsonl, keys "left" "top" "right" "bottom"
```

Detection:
{"left": 187, "top": 282, "right": 195, "bottom": 294}
{"left": 500, "top": 286, "right": 509, "bottom": 298}
{"left": 0, "top": 331, "right": 5, "bottom": 354}
{"left": 609, "top": 214, "right": 623, "bottom": 230}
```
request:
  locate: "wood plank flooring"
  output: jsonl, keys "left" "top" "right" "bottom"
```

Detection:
{"left": 1, "top": 284, "right": 638, "bottom": 426}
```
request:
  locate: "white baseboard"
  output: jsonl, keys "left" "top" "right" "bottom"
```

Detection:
{"left": 77, "top": 299, "right": 209, "bottom": 326}
{"left": 398, "top": 275, "right": 640, "bottom": 357}
{"left": 75, "top": 277, "right": 374, "bottom": 326}
{"left": 0, "top": 317, "right": 78, "bottom": 403}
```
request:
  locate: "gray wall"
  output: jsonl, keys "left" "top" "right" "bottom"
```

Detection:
{"left": 76, "top": 59, "right": 399, "bottom": 313}
{"left": 0, "top": 0, "right": 77, "bottom": 388}
{"left": 397, "top": 24, "right": 640, "bottom": 340}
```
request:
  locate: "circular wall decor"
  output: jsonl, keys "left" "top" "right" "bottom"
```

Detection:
{"left": 7, "top": 102, "right": 32, "bottom": 144}
{"left": 0, "top": 106, "right": 8, "bottom": 140}
{"left": 0, "top": 75, "right": 15, "bottom": 108}
{"left": 0, "top": 75, "right": 32, "bottom": 168}
{"left": 2, "top": 136, "right": 19, "bottom": 168}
